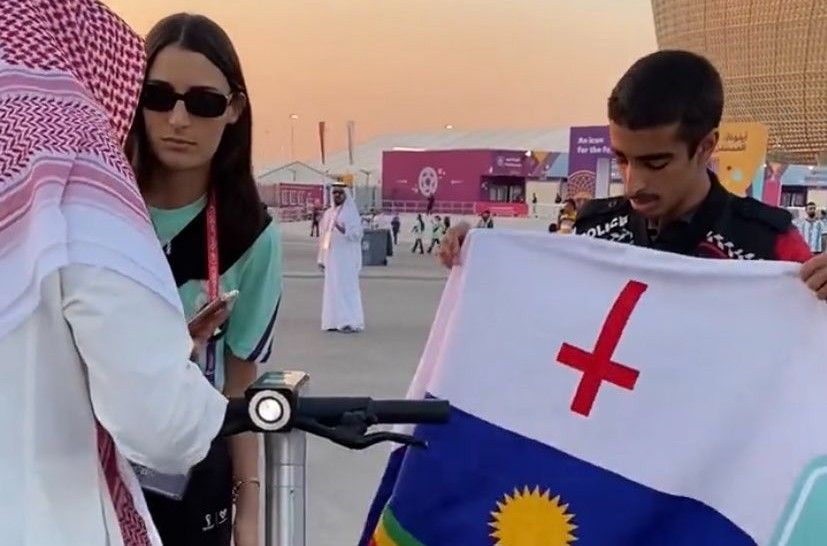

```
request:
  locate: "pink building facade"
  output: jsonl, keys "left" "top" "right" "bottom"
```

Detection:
{"left": 381, "top": 149, "right": 558, "bottom": 216}
{"left": 257, "top": 182, "right": 323, "bottom": 208}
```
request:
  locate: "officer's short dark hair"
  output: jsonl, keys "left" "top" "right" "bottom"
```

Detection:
{"left": 608, "top": 50, "right": 724, "bottom": 154}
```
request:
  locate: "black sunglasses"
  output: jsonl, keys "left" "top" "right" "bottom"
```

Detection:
{"left": 141, "top": 82, "right": 231, "bottom": 118}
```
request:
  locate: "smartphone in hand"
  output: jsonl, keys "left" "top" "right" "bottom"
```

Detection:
{"left": 187, "top": 290, "right": 239, "bottom": 326}
{"left": 188, "top": 290, "right": 239, "bottom": 344}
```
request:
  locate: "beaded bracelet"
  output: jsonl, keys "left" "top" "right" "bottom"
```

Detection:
{"left": 232, "top": 478, "right": 260, "bottom": 503}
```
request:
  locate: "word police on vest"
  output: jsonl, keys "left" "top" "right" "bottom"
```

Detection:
{"left": 582, "top": 215, "right": 630, "bottom": 237}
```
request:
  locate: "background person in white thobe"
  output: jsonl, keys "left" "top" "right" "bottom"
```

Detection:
{"left": 317, "top": 185, "right": 366, "bottom": 332}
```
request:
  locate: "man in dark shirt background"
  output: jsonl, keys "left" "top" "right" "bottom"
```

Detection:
{"left": 426, "top": 193, "right": 435, "bottom": 216}
{"left": 310, "top": 203, "right": 321, "bottom": 238}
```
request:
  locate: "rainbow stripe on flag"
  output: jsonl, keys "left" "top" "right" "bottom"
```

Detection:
{"left": 369, "top": 508, "right": 423, "bottom": 546}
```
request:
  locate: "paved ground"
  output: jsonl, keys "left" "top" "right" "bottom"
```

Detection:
{"left": 278, "top": 214, "right": 553, "bottom": 247}
{"left": 281, "top": 227, "right": 450, "bottom": 281}
{"left": 265, "top": 232, "right": 447, "bottom": 544}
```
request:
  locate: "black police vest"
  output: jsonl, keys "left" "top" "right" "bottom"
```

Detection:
{"left": 573, "top": 178, "right": 794, "bottom": 260}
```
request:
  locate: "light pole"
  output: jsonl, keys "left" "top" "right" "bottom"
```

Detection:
{"left": 360, "top": 169, "right": 374, "bottom": 208}
{"left": 289, "top": 113, "right": 299, "bottom": 161}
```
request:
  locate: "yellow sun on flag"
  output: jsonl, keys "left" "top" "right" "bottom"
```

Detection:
{"left": 489, "top": 486, "right": 578, "bottom": 546}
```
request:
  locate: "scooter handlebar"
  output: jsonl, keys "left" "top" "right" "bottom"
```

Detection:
{"left": 296, "top": 397, "right": 450, "bottom": 426}
{"left": 233, "top": 371, "right": 452, "bottom": 450}
{"left": 291, "top": 396, "right": 450, "bottom": 449}
{"left": 368, "top": 399, "right": 450, "bottom": 424}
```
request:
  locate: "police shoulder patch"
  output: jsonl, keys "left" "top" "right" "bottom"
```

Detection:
{"left": 730, "top": 195, "right": 793, "bottom": 232}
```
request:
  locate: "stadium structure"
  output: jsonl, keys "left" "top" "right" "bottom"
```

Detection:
{"left": 651, "top": 0, "right": 827, "bottom": 164}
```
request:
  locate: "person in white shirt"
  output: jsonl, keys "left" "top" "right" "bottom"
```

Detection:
{"left": 795, "top": 201, "right": 825, "bottom": 254}
{"left": 428, "top": 214, "right": 444, "bottom": 254}
{"left": 0, "top": 1, "right": 230, "bottom": 544}
{"left": 375, "top": 210, "right": 393, "bottom": 231}
{"left": 411, "top": 213, "right": 426, "bottom": 254}
{"left": 317, "top": 185, "right": 366, "bottom": 332}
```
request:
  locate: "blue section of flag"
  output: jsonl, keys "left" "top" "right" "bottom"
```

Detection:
{"left": 384, "top": 406, "right": 756, "bottom": 545}
{"left": 357, "top": 444, "right": 406, "bottom": 546}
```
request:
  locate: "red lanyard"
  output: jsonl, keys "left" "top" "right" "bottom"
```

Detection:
{"left": 204, "top": 192, "right": 219, "bottom": 385}
{"left": 206, "top": 192, "right": 219, "bottom": 301}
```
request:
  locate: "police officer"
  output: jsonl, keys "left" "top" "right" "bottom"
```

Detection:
{"left": 439, "top": 50, "right": 827, "bottom": 299}
{"left": 573, "top": 50, "right": 811, "bottom": 262}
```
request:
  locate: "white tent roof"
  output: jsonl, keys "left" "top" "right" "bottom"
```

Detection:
{"left": 257, "top": 127, "right": 572, "bottom": 184}
{"left": 257, "top": 160, "right": 339, "bottom": 186}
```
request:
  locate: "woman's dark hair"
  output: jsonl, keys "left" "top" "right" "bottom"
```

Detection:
{"left": 127, "top": 13, "right": 265, "bottom": 247}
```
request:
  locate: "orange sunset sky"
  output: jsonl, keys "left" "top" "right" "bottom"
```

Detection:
{"left": 104, "top": 0, "right": 657, "bottom": 169}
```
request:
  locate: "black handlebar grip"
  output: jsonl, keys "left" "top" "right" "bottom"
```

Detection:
{"left": 367, "top": 399, "right": 450, "bottom": 424}
{"left": 297, "top": 397, "right": 372, "bottom": 423}
{"left": 297, "top": 397, "right": 451, "bottom": 425}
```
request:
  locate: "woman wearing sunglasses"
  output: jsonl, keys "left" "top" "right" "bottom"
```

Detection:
{"left": 127, "top": 13, "right": 283, "bottom": 546}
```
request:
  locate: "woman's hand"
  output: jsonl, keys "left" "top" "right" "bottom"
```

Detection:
{"left": 187, "top": 301, "right": 229, "bottom": 353}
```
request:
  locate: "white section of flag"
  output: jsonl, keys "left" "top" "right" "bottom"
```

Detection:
{"left": 389, "top": 268, "right": 463, "bottom": 441}
{"left": 424, "top": 230, "right": 827, "bottom": 544}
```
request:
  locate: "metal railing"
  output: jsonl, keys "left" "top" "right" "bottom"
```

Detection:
{"left": 269, "top": 207, "right": 309, "bottom": 223}
{"left": 380, "top": 200, "right": 477, "bottom": 215}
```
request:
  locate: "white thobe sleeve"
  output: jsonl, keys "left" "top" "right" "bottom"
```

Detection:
{"left": 342, "top": 210, "right": 364, "bottom": 242}
{"left": 61, "top": 264, "right": 228, "bottom": 474}
{"left": 317, "top": 209, "right": 332, "bottom": 266}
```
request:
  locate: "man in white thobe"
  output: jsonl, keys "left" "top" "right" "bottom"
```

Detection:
{"left": 317, "top": 185, "right": 366, "bottom": 332}
{"left": 0, "top": 2, "right": 229, "bottom": 544}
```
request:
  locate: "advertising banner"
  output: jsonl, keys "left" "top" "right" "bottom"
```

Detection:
{"left": 711, "top": 122, "right": 769, "bottom": 200}
{"left": 567, "top": 126, "right": 613, "bottom": 197}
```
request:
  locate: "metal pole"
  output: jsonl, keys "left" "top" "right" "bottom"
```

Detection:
{"left": 290, "top": 124, "right": 295, "bottom": 162}
{"left": 288, "top": 113, "right": 299, "bottom": 162}
{"left": 263, "top": 390, "right": 307, "bottom": 545}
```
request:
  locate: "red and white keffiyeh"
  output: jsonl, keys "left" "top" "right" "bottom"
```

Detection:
{"left": 0, "top": 1, "right": 183, "bottom": 544}
{"left": 0, "top": 0, "right": 183, "bottom": 332}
